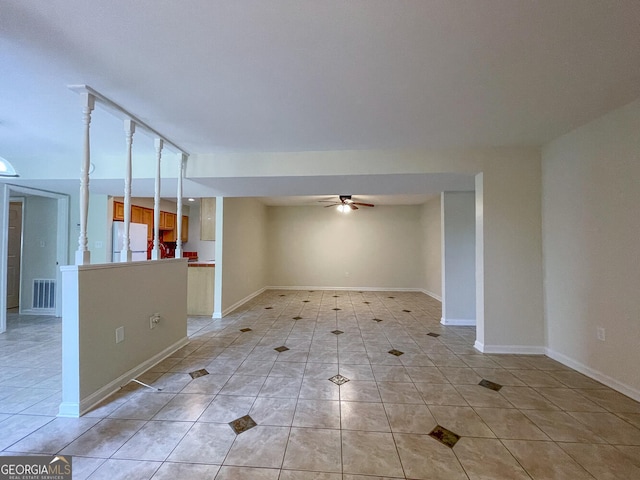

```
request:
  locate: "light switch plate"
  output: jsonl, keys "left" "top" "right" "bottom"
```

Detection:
{"left": 115, "top": 326, "right": 125, "bottom": 343}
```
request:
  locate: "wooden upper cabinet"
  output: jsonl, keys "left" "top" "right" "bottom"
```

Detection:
{"left": 181, "top": 215, "right": 189, "bottom": 243}
{"left": 200, "top": 198, "right": 216, "bottom": 240}
{"left": 142, "top": 208, "right": 154, "bottom": 240}
{"left": 114, "top": 201, "right": 125, "bottom": 221}
{"left": 131, "top": 205, "right": 144, "bottom": 223}
{"left": 159, "top": 211, "right": 176, "bottom": 230}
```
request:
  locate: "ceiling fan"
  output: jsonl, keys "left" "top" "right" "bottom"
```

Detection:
{"left": 320, "top": 195, "right": 375, "bottom": 211}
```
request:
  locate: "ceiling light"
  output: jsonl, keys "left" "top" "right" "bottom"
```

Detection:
{"left": 0, "top": 157, "right": 19, "bottom": 177}
{"left": 337, "top": 204, "right": 350, "bottom": 213}
{"left": 188, "top": 198, "right": 195, "bottom": 202}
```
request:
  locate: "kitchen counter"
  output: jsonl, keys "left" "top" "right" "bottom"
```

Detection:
{"left": 188, "top": 261, "right": 215, "bottom": 267}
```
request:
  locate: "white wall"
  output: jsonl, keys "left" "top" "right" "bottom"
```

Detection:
{"left": 21, "top": 195, "right": 58, "bottom": 312}
{"left": 219, "top": 198, "right": 268, "bottom": 315}
{"left": 542, "top": 97, "right": 640, "bottom": 399}
{"left": 420, "top": 196, "right": 441, "bottom": 300}
{"left": 441, "top": 191, "right": 476, "bottom": 325}
{"left": 267, "top": 204, "right": 424, "bottom": 290}
{"left": 87, "top": 194, "right": 109, "bottom": 264}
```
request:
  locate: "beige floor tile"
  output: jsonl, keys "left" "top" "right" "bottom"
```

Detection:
{"left": 269, "top": 361, "right": 306, "bottom": 378}
{"left": 500, "top": 386, "right": 561, "bottom": 410}
{"left": 560, "top": 442, "right": 640, "bottom": 479}
{"left": 293, "top": 399, "right": 341, "bottom": 429}
{"left": 339, "top": 364, "right": 375, "bottom": 381}
{"left": 180, "top": 374, "right": 231, "bottom": 394}
{"left": 372, "top": 365, "right": 412, "bottom": 382}
{"left": 218, "top": 375, "right": 266, "bottom": 396}
{"left": 384, "top": 403, "right": 436, "bottom": 434}
{"left": 60, "top": 419, "right": 145, "bottom": 458}
{"left": 472, "top": 368, "right": 527, "bottom": 387}
{"left": 616, "top": 445, "right": 640, "bottom": 467}
{"left": 503, "top": 440, "right": 596, "bottom": 479}
{"left": 405, "top": 366, "right": 449, "bottom": 383}
{"left": 341, "top": 401, "right": 390, "bottom": 431}
{"left": 453, "top": 437, "right": 531, "bottom": 479}
{"left": 428, "top": 405, "right": 495, "bottom": 438}
{"left": 6, "top": 416, "right": 100, "bottom": 454}
{"left": 113, "top": 420, "right": 192, "bottom": 461}
{"left": 150, "top": 462, "right": 220, "bottom": 479}
{"left": 439, "top": 367, "right": 483, "bottom": 385}
{"left": 341, "top": 431, "right": 404, "bottom": 477}
{"left": 282, "top": 427, "right": 342, "bottom": 473}
{"left": 259, "top": 376, "right": 302, "bottom": 398}
{"left": 67, "top": 457, "right": 106, "bottom": 480}
{"left": 215, "top": 466, "right": 280, "bottom": 479}
{"left": 576, "top": 389, "right": 640, "bottom": 414}
{"left": 537, "top": 387, "right": 606, "bottom": 412}
{"left": 547, "top": 370, "right": 607, "bottom": 389}
{"left": 453, "top": 384, "right": 514, "bottom": 408}
{"left": 616, "top": 412, "right": 640, "bottom": 429}
{"left": 339, "top": 381, "right": 382, "bottom": 402}
{"left": 393, "top": 433, "right": 467, "bottom": 480}
{"left": 224, "top": 425, "right": 290, "bottom": 468}
{"left": 152, "top": 393, "right": 214, "bottom": 421}
{"left": 299, "top": 377, "right": 340, "bottom": 400}
{"left": 377, "top": 382, "right": 425, "bottom": 404}
{"left": 523, "top": 410, "right": 606, "bottom": 443}
{"left": 108, "top": 392, "right": 176, "bottom": 420}
{"left": 249, "top": 397, "right": 297, "bottom": 426}
{"left": 198, "top": 395, "right": 255, "bottom": 423}
{"left": 280, "top": 471, "right": 341, "bottom": 480}
{"left": 416, "top": 383, "right": 469, "bottom": 406}
{"left": 474, "top": 407, "right": 549, "bottom": 440}
{"left": 568, "top": 411, "right": 640, "bottom": 445}
{"left": 167, "top": 422, "right": 236, "bottom": 463}
{"left": 85, "top": 458, "right": 161, "bottom": 480}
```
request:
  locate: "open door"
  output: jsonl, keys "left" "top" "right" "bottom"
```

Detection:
{"left": 6, "top": 201, "right": 23, "bottom": 310}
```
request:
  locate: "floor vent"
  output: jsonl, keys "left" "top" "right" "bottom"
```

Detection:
{"left": 33, "top": 279, "right": 56, "bottom": 309}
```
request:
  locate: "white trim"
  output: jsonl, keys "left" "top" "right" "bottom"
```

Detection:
{"left": 546, "top": 348, "right": 640, "bottom": 403}
{"left": 266, "top": 286, "right": 426, "bottom": 292}
{"left": 58, "top": 336, "right": 189, "bottom": 418}
{"left": 474, "top": 342, "right": 546, "bottom": 354}
{"left": 421, "top": 289, "right": 442, "bottom": 302}
{"left": 21, "top": 308, "right": 55, "bottom": 316}
{"left": 441, "top": 317, "right": 476, "bottom": 326}
{"left": 217, "top": 287, "right": 268, "bottom": 318}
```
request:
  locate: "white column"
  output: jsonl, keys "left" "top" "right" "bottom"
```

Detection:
{"left": 75, "top": 92, "right": 95, "bottom": 265}
{"left": 151, "top": 138, "right": 163, "bottom": 260}
{"left": 175, "top": 153, "right": 186, "bottom": 259}
{"left": 120, "top": 119, "right": 136, "bottom": 262}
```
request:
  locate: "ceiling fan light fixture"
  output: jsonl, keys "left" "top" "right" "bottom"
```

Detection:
{"left": 337, "top": 204, "right": 350, "bottom": 213}
{"left": 0, "top": 156, "right": 19, "bottom": 177}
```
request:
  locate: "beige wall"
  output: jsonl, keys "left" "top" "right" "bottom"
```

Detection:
{"left": 542, "top": 97, "right": 640, "bottom": 398}
{"left": 420, "top": 196, "right": 441, "bottom": 299}
{"left": 219, "top": 197, "right": 268, "bottom": 315}
{"left": 267, "top": 205, "right": 425, "bottom": 290}
{"left": 60, "top": 259, "right": 188, "bottom": 416}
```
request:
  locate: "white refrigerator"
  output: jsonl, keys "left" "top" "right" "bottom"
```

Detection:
{"left": 112, "top": 221, "right": 148, "bottom": 261}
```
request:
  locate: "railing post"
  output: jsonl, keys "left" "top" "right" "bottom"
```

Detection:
{"left": 75, "top": 92, "right": 94, "bottom": 265}
{"left": 151, "top": 138, "right": 163, "bottom": 260}
{"left": 175, "top": 153, "right": 186, "bottom": 259}
{"left": 120, "top": 118, "right": 136, "bottom": 262}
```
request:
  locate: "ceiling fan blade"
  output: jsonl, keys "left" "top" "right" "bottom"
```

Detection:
{"left": 350, "top": 204, "right": 358, "bottom": 210}
{"left": 324, "top": 203, "right": 340, "bottom": 208}
{"left": 318, "top": 200, "right": 339, "bottom": 203}
{"left": 351, "top": 202, "right": 375, "bottom": 207}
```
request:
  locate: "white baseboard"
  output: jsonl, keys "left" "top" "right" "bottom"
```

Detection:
{"left": 20, "top": 308, "right": 55, "bottom": 316}
{"left": 474, "top": 342, "right": 546, "bottom": 354}
{"left": 546, "top": 348, "right": 640, "bottom": 403}
{"left": 58, "top": 336, "right": 189, "bottom": 418}
{"left": 218, "top": 287, "right": 268, "bottom": 318}
{"left": 267, "top": 285, "right": 426, "bottom": 293}
{"left": 421, "top": 289, "right": 442, "bottom": 302}
{"left": 441, "top": 317, "right": 476, "bottom": 326}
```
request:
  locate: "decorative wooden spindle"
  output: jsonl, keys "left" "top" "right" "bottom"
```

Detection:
{"left": 76, "top": 92, "right": 95, "bottom": 265}
{"left": 175, "top": 153, "right": 186, "bottom": 259}
{"left": 151, "top": 138, "right": 163, "bottom": 260}
{"left": 121, "top": 119, "right": 136, "bottom": 262}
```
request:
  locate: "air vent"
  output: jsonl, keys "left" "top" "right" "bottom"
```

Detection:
{"left": 32, "top": 279, "right": 55, "bottom": 309}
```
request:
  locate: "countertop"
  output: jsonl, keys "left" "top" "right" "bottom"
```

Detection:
{"left": 187, "top": 261, "right": 215, "bottom": 267}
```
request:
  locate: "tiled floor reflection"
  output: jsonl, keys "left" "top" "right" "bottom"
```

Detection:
{"left": 2, "top": 291, "right": 640, "bottom": 479}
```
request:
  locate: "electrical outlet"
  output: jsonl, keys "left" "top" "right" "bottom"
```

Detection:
{"left": 149, "top": 313, "right": 160, "bottom": 329}
{"left": 596, "top": 327, "right": 606, "bottom": 341}
{"left": 115, "top": 326, "right": 125, "bottom": 343}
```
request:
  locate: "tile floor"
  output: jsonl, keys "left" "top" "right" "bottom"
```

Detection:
{"left": 2, "top": 291, "right": 640, "bottom": 479}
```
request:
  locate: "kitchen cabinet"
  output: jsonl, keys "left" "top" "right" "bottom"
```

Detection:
{"left": 142, "top": 208, "right": 154, "bottom": 240}
{"left": 131, "top": 205, "right": 144, "bottom": 223}
{"left": 181, "top": 215, "right": 189, "bottom": 242}
{"left": 160, "top": 211, "right": 176, "bottom": 230}
{"left": 200, "top": 198, "right": 216, "bottom": 240}
{"left": 187, "top": 265, "right": 214, "bottom": 316}
{"left": 163, "top": 215, "right": 189, "bottom": 243}
{"left": 113, "top": 201, "right": 125, "bottom": 221}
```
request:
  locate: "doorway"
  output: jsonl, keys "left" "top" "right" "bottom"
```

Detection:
{"left": 6, "top": 200, "right": 23, "bottom": 310}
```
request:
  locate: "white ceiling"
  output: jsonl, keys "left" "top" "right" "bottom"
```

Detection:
{"left": 1, "top": 0, "right": 639, "bottom": 203}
